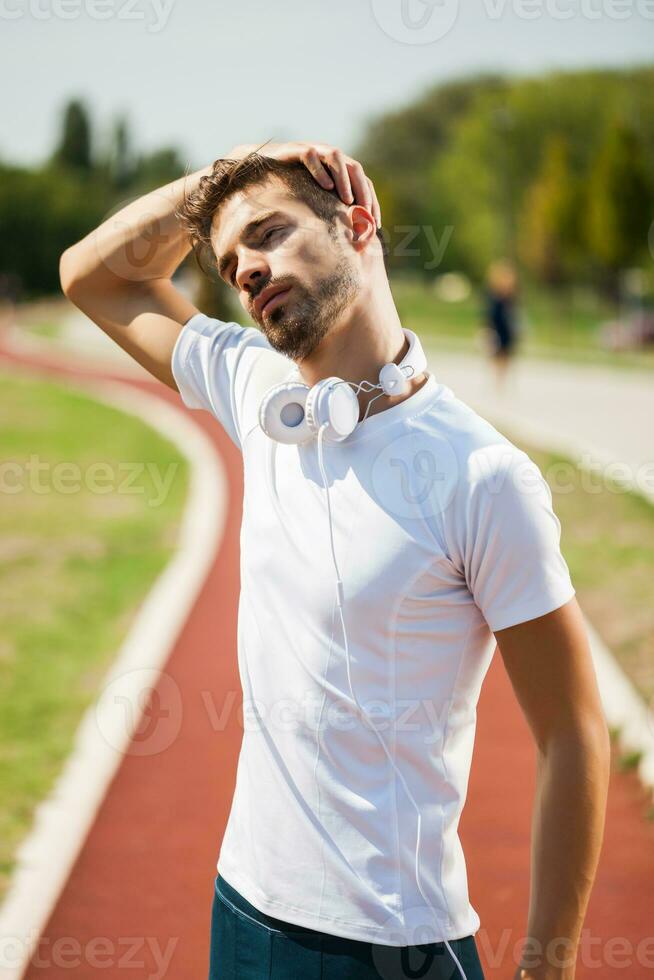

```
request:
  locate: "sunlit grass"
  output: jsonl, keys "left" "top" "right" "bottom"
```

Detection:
{"left": 0, "top": 370, "right": 189, "bottom": 901}
{"left": 511, "top": 441, "right": 654, "bottom": 708}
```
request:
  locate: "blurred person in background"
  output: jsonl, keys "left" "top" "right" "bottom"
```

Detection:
{"left": 482, "top": 258, "right": 520, "bottom": 393}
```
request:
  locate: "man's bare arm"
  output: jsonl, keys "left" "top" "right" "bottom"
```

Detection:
{"left": 59, "top": 163, "right": 211, "bottom": 389}
{"left": 494, "top": 597, "right": 611, "bottom": 980}
{"left": 58, "top": 141, "right": 382, "bottom": 391}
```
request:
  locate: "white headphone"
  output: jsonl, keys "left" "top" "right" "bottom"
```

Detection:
{"left": 258, "top": 327, "right": 428, "bottom": 445}
{"left": 257, "top": 328, "right": 468, "bottom": 978}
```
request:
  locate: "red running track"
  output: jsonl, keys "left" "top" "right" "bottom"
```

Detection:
{"left": 3, "top": 341, "right": 653, "bottom": 980}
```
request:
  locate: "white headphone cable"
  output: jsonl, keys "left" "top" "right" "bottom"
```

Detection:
{"left": 315, "top": 424, "right": 468, "bottom": 979}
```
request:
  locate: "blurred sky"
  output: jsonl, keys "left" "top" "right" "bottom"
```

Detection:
{"left": 3, "top": 0, "right": 654, "bottom": 169}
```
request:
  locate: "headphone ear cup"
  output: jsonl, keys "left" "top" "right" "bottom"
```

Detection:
{"left": 258, "top": 381, "right": 313, "bottom": 444}
{"left": 305, "top": 377, "right": 360, "bottom": 441}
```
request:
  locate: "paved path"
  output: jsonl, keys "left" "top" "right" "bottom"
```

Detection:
{"left": 427, "top": 348, "right": 654, "bottom": 503}
{"left": 1, "top": 332, "right": 653, "bottom": 978}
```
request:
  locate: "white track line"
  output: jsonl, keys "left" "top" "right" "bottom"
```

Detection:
{"left": 0, "top": 375, "right": 227, "bottom": 980}
{"left": 584, "top": 619, "right": 654, "bottom": 791}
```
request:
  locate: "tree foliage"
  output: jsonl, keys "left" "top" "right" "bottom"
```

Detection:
{"left": 354, "top": 65, "right": 654, "bottom": 289}
{"left": 4, "top": 71, "right": 654, "bottom": 300}
{"left": 51, "top": 100, "right": 93, "bottom": 174}
{"left": 1, "top": 100, "right": 187, "bottom": 297}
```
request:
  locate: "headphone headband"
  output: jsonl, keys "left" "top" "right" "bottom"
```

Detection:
{"left": 258, "top": 328, "right": 427, "bottom": 445}
{"left": 379, "top": 328, "right": 427, "bottom": 396}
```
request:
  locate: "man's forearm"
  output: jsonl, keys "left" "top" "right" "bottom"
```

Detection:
{"left": 60, "top": 162, "right": 215, "bottom": 292}
{"left": 519, "top": 721, "right": 611, "bottom": 979}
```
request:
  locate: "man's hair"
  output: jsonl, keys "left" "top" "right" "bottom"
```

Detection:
{"left": 177, "top": 150, "right": 389, "bottom": 278}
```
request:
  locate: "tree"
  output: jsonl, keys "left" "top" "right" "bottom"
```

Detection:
{"left": 354, "top": 65, "right": 654, "bottom": 286}
{"left": 132, "top": 147, "right": 187, "bottom": 191}
{"left": 52, "top": 99, "right": 93, "bottom": 173}
{"left": 0, "top": 163, "right": 110, "bottom": 295}
{"left": 519, "top": 134, "right": 582, "bottom": 287}
{"left": 108, "top": 115, "right": 134, "bottom": 190}
{"left": 586, "top": 120, "right": 653, "bottom": 291}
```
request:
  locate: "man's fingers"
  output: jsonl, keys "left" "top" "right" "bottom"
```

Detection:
{"left": 324, "top": 149, "right": 354, "bottom": 205}
{"left": 346, "top": 160, "right": 372, "bottom": 213}
{"left": 260, "top": 141, "right": 381, "bottom": 225}
{"left": 301, "top": 147, "right": 334, "bottom": 189}
{"left": 345, "top": 164, "right": 383, "bottom": 230}
{"left": 367, "top": 177, "right": 382, "bottom": 228}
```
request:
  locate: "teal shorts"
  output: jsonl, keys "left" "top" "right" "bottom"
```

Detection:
{"left": 209, "top": 873, "right": 485, "bottom": 979}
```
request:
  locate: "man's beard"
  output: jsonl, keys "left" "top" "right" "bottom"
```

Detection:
{"left": 257, "top": 257, "right": 359, "bottom": 361}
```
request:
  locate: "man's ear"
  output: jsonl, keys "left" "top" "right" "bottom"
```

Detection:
{"left": 338, "top": 204, "right": 384, "bottom": 265}
{"left": 349, "top": 204, "right": 377, "bottom": 250}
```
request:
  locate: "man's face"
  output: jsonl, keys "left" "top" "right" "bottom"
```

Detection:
{"left": 211, "top": 178, "right": 360, "bottom": 361}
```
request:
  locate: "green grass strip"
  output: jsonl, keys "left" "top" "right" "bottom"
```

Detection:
{"left": 0, "top": 370, "right": 189, "bottom": 901}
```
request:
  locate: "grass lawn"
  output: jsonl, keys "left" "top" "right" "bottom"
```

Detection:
{"left": 507, "top": 439, "right": 654, "bottom": 714}
{"left": 392, "top": 275, "right": 654, "bottom": 372}
{"left": 0, "top": 369, "right": 189, "bottom": 903}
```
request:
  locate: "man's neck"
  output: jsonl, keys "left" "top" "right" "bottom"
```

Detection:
{"left": 295, "top": 278, "right": 429, "bottom": 422}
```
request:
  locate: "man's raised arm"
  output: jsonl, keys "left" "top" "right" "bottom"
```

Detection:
{"left": 58, "top": 141, "right": 381, "bottom": 391}
{"left": 59, "top": 164, "right": 211, "bottom": 390}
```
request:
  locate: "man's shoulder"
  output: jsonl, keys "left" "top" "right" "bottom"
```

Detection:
{"left": 417, "top": 382, "right": 535, "bottom": 499}
{"left": 419, "top": 381, "right": 520, "bottom": 458}
{"left": 173, "top": 311, "right": 297, "bottom": 444}
{"left": 186, "top": 311, "right": 295, "bottom": 378}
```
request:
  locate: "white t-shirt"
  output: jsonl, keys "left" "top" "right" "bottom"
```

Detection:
{"left": 171, "top": 312, "right": 576, "bottom": 947}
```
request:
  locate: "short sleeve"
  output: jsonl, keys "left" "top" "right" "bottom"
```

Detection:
{"left": 457, "top": 445, "right": 576, "bottom": 633}
{"left": 171, "top": 312, "right": 293, "bottom": 450}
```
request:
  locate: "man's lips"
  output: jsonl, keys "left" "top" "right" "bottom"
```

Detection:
{"left": 255, "top": 286, "right": 292, "bottom": 318}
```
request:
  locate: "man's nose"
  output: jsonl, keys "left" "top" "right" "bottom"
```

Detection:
{"left": 236, "top": 248, "right": 270, "bottom": 293}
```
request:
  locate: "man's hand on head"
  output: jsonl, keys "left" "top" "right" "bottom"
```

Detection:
{"left": 227, "top": 141, "right": 382, "bottom": 229}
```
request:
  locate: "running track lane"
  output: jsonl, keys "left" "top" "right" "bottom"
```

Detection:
{"left": 2, "top": 343, "right": 653, "bottom": 980}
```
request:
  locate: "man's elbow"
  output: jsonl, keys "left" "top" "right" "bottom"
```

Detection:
{"left": 543, "top": 711, "right": 612, "bottom": 773}
{"left": 59, "top": 245, "right": 84, "bottom": 301}
{"left": 579, "top": 713, "right": 612, "bottom": 769}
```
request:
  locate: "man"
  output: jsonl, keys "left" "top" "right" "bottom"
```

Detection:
{"left": 60, "top": 141, "right": 610, "bottom": 980}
